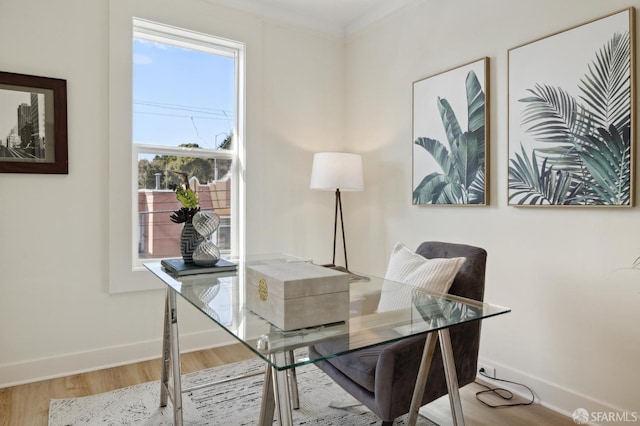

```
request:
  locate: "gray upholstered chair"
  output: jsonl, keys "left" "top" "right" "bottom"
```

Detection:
{"left": 309, "top": 241, "right": 487, "bottom": 425}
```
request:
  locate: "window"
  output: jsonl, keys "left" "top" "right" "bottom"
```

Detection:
{"left": 132, "top": 18, "right": 243, "bottom": 267}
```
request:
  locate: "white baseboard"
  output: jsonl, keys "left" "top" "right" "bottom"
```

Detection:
{"left": 0, "top": 329, "right": 235, "bottom": 388}
{"left": 477, "top": 357, "right": 636, "bottom": 425}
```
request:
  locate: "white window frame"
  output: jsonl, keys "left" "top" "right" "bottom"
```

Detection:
{"left": 109, "top": 15, "right": 245, "bottom": 293}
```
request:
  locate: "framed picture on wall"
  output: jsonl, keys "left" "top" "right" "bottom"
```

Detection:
{"left": 0, "top": 71, "right": 68, "bottom": 174}
{"left": 508, "top": 8, "right": 635, "bottom": 206}
{"left": 412, "top": 57, "right": 489, "bottom": 205}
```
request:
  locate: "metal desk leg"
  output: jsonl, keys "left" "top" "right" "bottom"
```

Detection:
{"left": 258, "top": 362, "right": 276, "bottom": 426}
{"left": 160, "top": 290, "right": 171, "bottom": 408}
{"left": 259, "top": 352, "right": 299, "bottom": 424}
{"left": 160, "top": 288, "right": 184, "bottom": 426}
{"left": 439, "top": 328, "right": 465, "bottom": 426}
{"left": 407, "top": 332, "right": 438, "bottom": 425}
{"left": 286, "top": 351, "right": 300, "bottom": 410}
{"left": 270, "top": 353, "right": 293, "bottom": 425}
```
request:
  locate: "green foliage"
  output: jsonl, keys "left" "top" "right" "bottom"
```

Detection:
{"left": 137, "top": 140, "right": 235, "bottom": 223}
{"left": 578, "top": 124, "right": 631, "bottom": 205}
{"left": 138, "top": 142, "right": 232, "bottom": 190}
{"left": 174, "top": 186, "right": 199, "bottom": 208}
{"left": 169, "top": 172, "right": 200, "bottom": 224}
{"left": 508, "top": 32, "right": 631, "bottom": 205}
{"left": 413, "top": 70, "right": 485, "bottom": 204}
{"left": 218, "top": 133, "right": 233, "bottom": 150}
{"left": 509, "top": 145, "right": 582, "bottom": 205}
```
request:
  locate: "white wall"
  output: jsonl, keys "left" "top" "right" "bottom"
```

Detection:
{"left": 0, "top": 0, "right": 343, "bottom": 386}
{"left": 344, "top": 0, "right": 640, "bottom": 419}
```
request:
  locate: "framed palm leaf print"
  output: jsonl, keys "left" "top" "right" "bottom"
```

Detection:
{"left": 508, "top": 8, "right": 635, "bottom": 206}
{"left": 412, "top": 58, "right": 489, "bottom": 205}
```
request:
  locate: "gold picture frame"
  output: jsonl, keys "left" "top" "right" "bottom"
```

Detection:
{"left": 412, "top": 57, "right": 490, "bottom": 206}
{"left": 507, "top": 8, "right": 635, "bottom": 207}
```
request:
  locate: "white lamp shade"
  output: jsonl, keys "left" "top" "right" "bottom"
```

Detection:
{"left": 310, "top": 152, "right": 364, "bottom": 191}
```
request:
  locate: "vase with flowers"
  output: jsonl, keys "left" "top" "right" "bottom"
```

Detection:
{"left": 169, "top": 173, "right": 201, "bottom": 263}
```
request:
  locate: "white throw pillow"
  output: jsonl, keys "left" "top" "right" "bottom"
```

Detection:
{"left": 377, "top": 242, "right": 466, "bottom": 312}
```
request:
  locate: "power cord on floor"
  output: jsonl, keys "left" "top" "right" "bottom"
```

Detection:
{"left": 474, "top": 369, "right": 535, "bottom": 408}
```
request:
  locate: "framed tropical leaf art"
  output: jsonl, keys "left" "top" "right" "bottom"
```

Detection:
{"left": 412, "top": 58, "right": 489, "bottom": 205}
{"left": 508, "top": 8, "right": 635, "bottom": 206}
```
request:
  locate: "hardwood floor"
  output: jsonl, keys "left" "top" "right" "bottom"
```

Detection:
{"left": 0, "top": 343, "right": 573, "bottom": 425}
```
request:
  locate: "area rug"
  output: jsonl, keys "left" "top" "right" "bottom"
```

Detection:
{"left": 49, "top": 357, "right": 435, "bottom": 425}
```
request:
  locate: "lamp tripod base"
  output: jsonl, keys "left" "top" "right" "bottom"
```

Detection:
{"left": 321, "top": 264, "right": 370, "bottom": 283}
{"left": 323, "top": 189, "right": 369, "bottom": 283}
{"left": 331, "top": 189, "right": 348, "bottom": 270}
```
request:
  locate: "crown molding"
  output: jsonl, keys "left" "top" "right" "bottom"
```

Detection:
{"left": 203, "top": 0, "right": 416, "bottom": 38}
{"left": 204, "top": 0, "right": 344, "bottom": 37}
{"left": 345, "top": 0, "right": 417, "bottom": 36}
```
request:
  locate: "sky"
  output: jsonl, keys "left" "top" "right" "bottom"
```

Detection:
{"left": 1, "top": 39, "right": 234, "bottom": 148}
{"left": 133, "top": 38, "right": 235, "bottom": 150}
{"left": 0, "top": 89, "right": 31, "bottom": 140}
{"left": 0, "top": 87, "right": 47, "bottom": 147}
{"left": 0, "top": 88, "right": 34, "bottom": 140}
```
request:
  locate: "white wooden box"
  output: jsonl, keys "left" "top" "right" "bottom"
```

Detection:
{"left": 245, "top": 262, "right": 350, "bottom": 331}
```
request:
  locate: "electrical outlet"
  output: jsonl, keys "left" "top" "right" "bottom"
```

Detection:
{"left": 478, "top": 363, "right": 496, "bottom": 378}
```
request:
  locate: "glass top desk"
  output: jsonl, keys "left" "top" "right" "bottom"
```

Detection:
{"left": 145, "top": 255, "right": 510, "bottom": 426}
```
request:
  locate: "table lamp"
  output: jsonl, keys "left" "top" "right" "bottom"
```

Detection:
{"left": 310, "top": 152, "right": 364, "bottom": 271}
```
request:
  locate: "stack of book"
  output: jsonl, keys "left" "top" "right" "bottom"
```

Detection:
{"left": 160, "top": 258, "right": 238, "bottom": 277}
